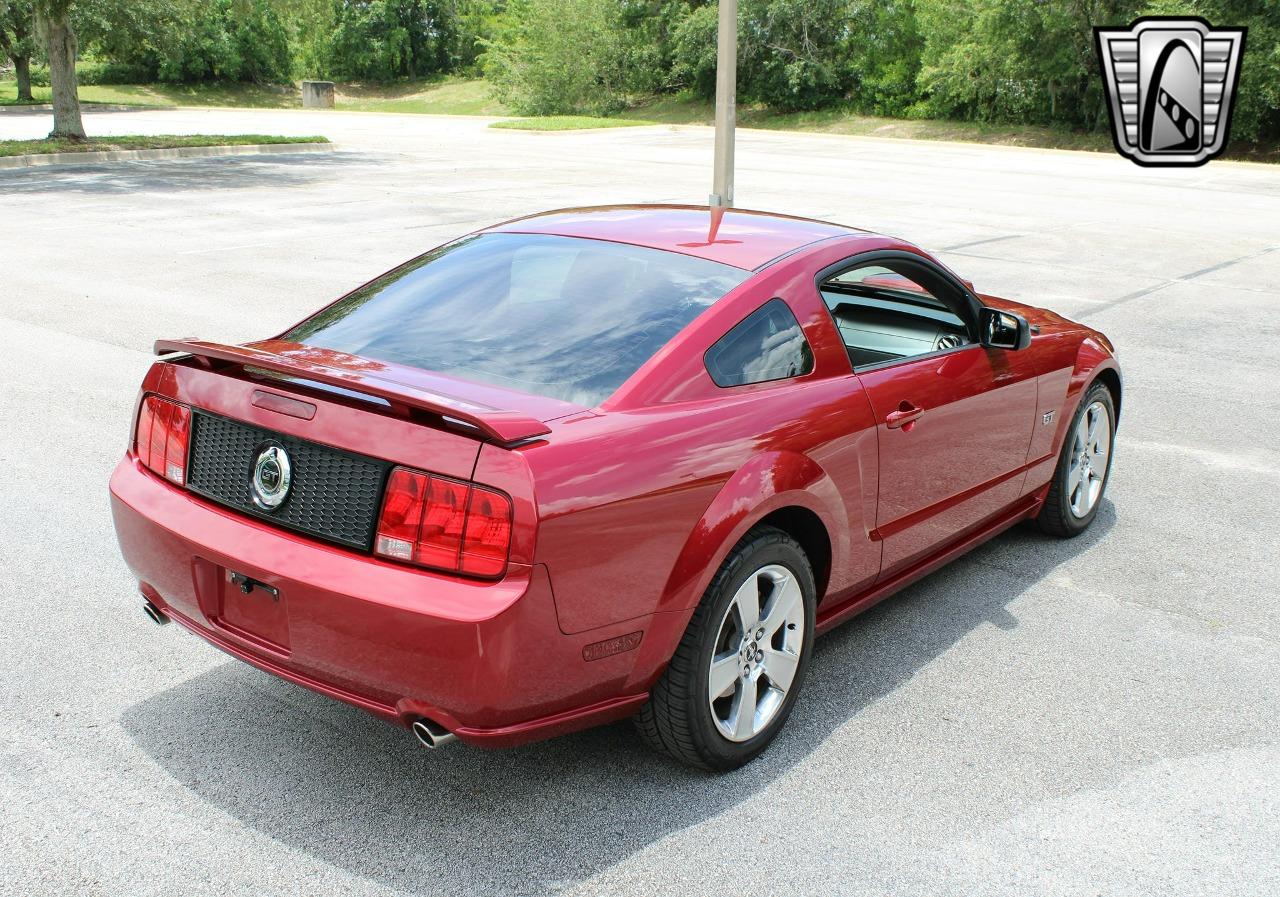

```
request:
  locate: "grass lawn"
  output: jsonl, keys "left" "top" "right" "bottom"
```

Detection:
{"left": 618, "top": 93, "right": 1116, "bottom": 152}
{"left": 491, "top": 115, "right": 658, "bottom": 131}
{"left": 0, "top": 75, "right": 506, "bottom": 115}
{"left": 0, "top": 81, "right": 296, "bottom": 108}
{"left": 335, "top": 77, "right": 506, "bottom": 115}
{"left": 0, "top": 134, "right": 328, "bottom": 158}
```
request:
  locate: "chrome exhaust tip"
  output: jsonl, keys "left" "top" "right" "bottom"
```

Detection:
{"left": 411, "top": 718, "right": 457, "bottom": 749}
{"left": 143, "top": 601, "right": 170, "bottom": 626}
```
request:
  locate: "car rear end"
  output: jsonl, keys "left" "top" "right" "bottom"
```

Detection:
{"left": 110, "top": 349, "right": 597, "bottom": 744}
{"left": 109, "top": 230, "right": 750, "bottom": 746}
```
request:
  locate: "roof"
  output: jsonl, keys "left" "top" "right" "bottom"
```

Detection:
{"left": 484, "top": 204, "right": 862, "bottom": 270}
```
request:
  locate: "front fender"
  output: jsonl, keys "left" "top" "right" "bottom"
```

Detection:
{"left": 1027, "top": 336, "right": 1122, "bottom": 493}
{"left": 1061, "top": 337, "right": 1122, "bottom": 434}
{"left": 654, "top": 450, "right": 850, "bottom": 616}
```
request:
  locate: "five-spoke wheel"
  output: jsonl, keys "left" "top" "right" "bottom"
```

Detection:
{"left": 1036, "top": 380, "right": 1116, "bottom": 537}
{"left": 636, "top": 526, "right": 816, "bottom": 770}
{"left": 707, "top": 564, "right": 806, "bottom": 742}
{"left": 1068, "top": 400, "right": 1111, "bottom": 518}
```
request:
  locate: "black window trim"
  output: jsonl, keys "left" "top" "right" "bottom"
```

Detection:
{"left": 814, "top": 249, "right": 984, "bottom": 375}
{"left": 703, "top": 297, "right": 816, "bottom": 389}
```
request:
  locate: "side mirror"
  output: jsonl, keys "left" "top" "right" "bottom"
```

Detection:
{"left": 980, "top": 307, "right": 1032, "bottom": 351}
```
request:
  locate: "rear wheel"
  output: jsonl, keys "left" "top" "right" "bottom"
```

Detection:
{"left": 635, "top": 526, "right": 816, "bottom": 770}
{"left": 1036, "top": 381, "right": 1116, "bottom": 537}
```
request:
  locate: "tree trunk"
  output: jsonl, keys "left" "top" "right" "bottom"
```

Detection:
{"left": 42, "top": 14, "right": 84, "bottom": 139}
{"left": 14, "top": 56, "right": 32, "bottom": 101}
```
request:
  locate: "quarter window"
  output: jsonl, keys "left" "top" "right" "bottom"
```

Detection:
{"left": 705, "top": 299, "right": 814, "bottom": 387}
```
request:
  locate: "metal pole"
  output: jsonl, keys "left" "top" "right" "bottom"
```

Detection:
{"left": 710, "top": 0, "right": 737, "bottom": 208}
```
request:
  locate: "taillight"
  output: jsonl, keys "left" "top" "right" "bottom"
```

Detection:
{"left": 135, "top": 394, "right": 190, "bottom": 486}
{"left": 460, "top": 487, "right": 513, "bottom": 577}
{"left": 374, "top": 467, "right": 512, "bottom": 578}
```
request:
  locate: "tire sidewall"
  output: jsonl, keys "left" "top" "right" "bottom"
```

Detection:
{"left": 687, "top": 535, "right": 817, "bottom": 770}
{"left": 1055, "top": 384, "right": 1116, "bottom": 534}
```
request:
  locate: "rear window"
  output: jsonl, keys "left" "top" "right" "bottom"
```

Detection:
{"left": 286, "top": 233, "right": 748, "bottom": 406}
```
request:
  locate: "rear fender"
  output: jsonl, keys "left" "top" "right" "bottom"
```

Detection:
{"left": 655, "top": 450, "right": 847, "bottom": 616}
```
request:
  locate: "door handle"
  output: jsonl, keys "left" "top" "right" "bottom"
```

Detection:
{"left": 886, "top": 402, "right": 925, "bottom": 431}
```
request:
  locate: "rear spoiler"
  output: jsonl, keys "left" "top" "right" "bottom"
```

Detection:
{"left": 153, "top": 339, "right": 552, "bottom": 444}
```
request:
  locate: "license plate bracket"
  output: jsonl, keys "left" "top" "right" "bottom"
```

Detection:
{"left": 217, "top": 568, "right": 291, "bottom": 655}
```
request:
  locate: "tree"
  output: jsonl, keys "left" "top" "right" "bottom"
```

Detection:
{"left": 483, "top": 0, "right": 629, "bottom": 115}
{"left": 845, "top": 0, "right": 923, "bottom": 117}
{"left": 0, "top": 0, "right": 35, "bottom": 101}
{"left": 320, "top": 0, "right": 479, "bottom": 82}
{"left": 34, "top": 0, "right": 84, "bottom": 138}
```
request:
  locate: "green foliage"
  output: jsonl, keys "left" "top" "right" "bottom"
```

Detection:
{"left": 320, "top": 1, "right": 459, "bottom": 81}
{"left": 482, "top": 0, "right": 628, "bottom": 115}
{"left": 161, "top": 0, "right": 291, "bottom": 83}
{"left": 325, "top": 0, "right": 413, "bottom": 80}
{"left": 77, "top": 0, "right": 292, "bottom": 84}
{"left": 0, "top": 1, "right": 37, "bottom": 61}
{"left": 616, "top": 0, "right": 692, "bottom": 94}
{"left": 669, "top": 3, "right": 718, "bottom": 96}
{"left": 28, "top": 58, "right": 151, "bottom": 83}
{"left": 844, "top": 2, "right": 923, "bottom": 116}
{"left": 21, "top": 0, "right": 1280, "bottom": 144}
{"left": 738, "top": 0, "right": 852, "bottom": 111}
{"left": 667, "top": 0, "right": 920, "bottom": 114}
{"left": 916, "top": 0, "right": 1277, "bottom": 141}
{"left": 73, "top": 0, "right": 171, "bottom": 69}
{"left": 452, "top": 0, "right": 499, "bottom": 72}
{"left": 915, "top": 0, "right": 1138, "bottom": 129}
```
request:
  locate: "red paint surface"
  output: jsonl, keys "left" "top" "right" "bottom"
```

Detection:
{"left": 110, "top": 206, "right": 1120, "bottom": 746}
{"left": 486, "top": 204, "right": 868, "bottom": 270}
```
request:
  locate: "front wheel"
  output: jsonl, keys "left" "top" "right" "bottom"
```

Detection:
{"left": 635, "top": 526, "right": 816, "bottom": 771}
{"left": 1036, "top": 381, "right": 1116, "bottom": 537}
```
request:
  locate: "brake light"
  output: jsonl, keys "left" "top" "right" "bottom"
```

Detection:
{"left": 460, "top": 487, "right": 513, "bottom": 577}
{"left": 374, "top": 467, "right": 512, "bottom": 578}
{"left": 135, "top": 395, "right": 191, "bottom": 486}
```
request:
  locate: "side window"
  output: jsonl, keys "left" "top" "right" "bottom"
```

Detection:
{"left": 705, "top": 299, "right": 814, "bottom": 388}
{"left": 820, "top": 262, "right": 972, "bottom": 369}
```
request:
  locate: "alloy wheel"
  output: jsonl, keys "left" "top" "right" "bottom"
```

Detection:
{"left": 707, "top": 564, "right": 806, "bottom": 742}
{"left": 1068, "top": 400, "right": 1111, "bottom": 518}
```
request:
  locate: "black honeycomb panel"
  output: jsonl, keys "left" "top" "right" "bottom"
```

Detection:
{"left": 186, "top": 412, "right": 389, "bottom": 550}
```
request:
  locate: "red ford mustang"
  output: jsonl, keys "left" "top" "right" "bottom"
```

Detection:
{"left": 110, "top": 205, "right": 1120, "bottom": 769}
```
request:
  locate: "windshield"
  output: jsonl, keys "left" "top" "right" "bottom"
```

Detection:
{"left": 286, "top": 233, "right": 748, "bottom": 406}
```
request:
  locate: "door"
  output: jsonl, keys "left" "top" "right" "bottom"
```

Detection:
{"left": 817, "top": 254, "right": 1039, "bottom": 579}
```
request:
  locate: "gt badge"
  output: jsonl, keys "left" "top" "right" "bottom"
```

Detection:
{"left": 1043, "top": 411, "right": 1056, "bottom": 426}
{"left": 251, "top": 443, "right": 292, "bottom": 511}
{"left": 1095, "top": 17, "right": 1246, "bottom": 167}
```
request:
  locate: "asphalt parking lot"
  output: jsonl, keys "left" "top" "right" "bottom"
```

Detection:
{"left": 1, "top": 107, "right": 1278, "bottom": 897}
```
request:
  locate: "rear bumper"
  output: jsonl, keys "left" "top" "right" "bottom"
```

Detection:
{"left": 109, "top": 457, "right": 653, "bottom": 747}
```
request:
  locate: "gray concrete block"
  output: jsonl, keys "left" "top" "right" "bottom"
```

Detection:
{"left": 301, "top": 81, "right": 335, "bottom": 109}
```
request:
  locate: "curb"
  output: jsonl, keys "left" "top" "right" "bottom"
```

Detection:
{"left": 0, "top": 141, "right": 335, "bottom": 169}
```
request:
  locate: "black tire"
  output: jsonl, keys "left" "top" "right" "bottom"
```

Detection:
{"left": 635, "top": 526, "right": 816, "bottom": 771}
{"left": 1036, "top": 380, "right": 1116, "bottom": 538}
